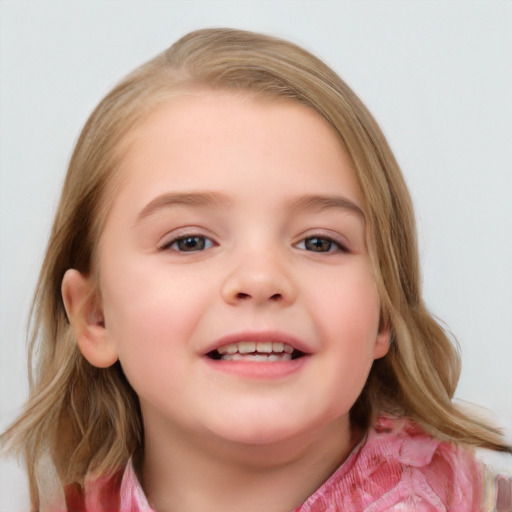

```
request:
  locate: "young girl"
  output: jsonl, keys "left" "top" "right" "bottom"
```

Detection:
{"left": 1, "top": 28, "right": 510, "bottom": 512}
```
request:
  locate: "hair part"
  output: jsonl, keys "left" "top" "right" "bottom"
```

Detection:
{"left": 2, "top": 27, "right": 510, "bottom": 508}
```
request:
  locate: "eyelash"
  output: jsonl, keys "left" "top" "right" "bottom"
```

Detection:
{"left": 295, "top": 235, "right": 348, "bottom": 253}
{"left": 159, "top": 234, "right": 215, "bottom": 252}
{"left": 159, "top": 233, "right": 348, "bottom": 254}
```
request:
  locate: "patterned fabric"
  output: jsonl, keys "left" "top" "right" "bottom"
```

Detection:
{"left": 293, "top": 416, "right": 484, "bottom": 512}
{"left": 64, "top": 416, "right": 488, "bottom": 512}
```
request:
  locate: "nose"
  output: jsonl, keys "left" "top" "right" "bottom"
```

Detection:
{"left": 221, "top": 249, "right": 298, "bottom": 307}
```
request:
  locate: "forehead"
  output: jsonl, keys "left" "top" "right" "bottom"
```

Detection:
{"left": 115, "top": 90, "right": 362, "bottom": 202}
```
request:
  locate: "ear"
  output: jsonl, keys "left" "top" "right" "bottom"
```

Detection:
{"left": 61, "top": 269, "right": 118, "bottom": 368}
{"left": 372, "top": 317, "right": 390, "bottom": 360}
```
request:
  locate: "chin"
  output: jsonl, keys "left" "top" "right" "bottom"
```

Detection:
{"left": 207, "top": 408, "right": 342, "bottom": 448}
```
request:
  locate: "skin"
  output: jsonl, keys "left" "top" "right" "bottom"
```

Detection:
{"left": 62, "top": 91, "right": 389, "bottom": 512}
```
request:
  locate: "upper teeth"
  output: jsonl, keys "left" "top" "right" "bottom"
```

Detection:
{"left": 217, "top": 341, "right": 294, "bottom": 355}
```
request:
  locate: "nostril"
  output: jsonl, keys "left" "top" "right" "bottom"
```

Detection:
{"left": 234, "top": 292, "right": 283, "bottom": 301}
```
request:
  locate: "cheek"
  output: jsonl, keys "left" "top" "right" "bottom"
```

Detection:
{"left": 102, "top": 288, "right": 198, "bottom": 404}
{"left": 314, "top": 268, "right": 382, "bottom": 341}
{"left": 99, "top": 268, "right": 207, "bottom": 367}
{"left": 309, "top": 266, "right": 382, "bottom": 390}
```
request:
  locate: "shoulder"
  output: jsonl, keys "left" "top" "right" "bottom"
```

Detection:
{"left": 298, "top": 416, "right": 485, "bottom": 512}
{"left": 366, "top": 416, "right": 484, "bottom": 510}
{"left": 74, "top": 461, "right": 153, "bottom": 512}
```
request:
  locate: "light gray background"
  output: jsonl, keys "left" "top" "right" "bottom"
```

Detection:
{"left": 1, "top": 1, "right": 511, "bottom": 508}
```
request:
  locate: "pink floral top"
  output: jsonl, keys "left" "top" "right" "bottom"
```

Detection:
{"left": 64, "top": 416, "right": 491, "bottom": 512}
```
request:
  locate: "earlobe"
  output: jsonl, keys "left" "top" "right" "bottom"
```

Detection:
{"left": 61, "top": 269, "right": 118, "bottom": 368}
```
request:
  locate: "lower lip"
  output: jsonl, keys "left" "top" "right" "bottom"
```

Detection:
{"left": 202, "top": 356, "right": 310, "bottom": 379}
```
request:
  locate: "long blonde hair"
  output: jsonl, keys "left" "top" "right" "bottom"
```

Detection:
{"left": 2, "top": 28, "right": 510, "bottom": 508}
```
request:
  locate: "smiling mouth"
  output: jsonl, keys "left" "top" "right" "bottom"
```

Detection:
{"left": 207, "top": 341, "right": 305, "bottom": 361}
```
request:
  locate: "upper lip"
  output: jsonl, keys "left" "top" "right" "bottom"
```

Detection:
{"left": 202, "top": 330, "right": 313, "bottom": 356}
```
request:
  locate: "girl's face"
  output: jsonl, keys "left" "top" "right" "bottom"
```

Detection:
{"left": 89, "top": 92, "right": 388, "bottom": 447}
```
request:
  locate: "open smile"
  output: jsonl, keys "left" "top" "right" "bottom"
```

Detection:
{"left": 202, "top": 332, "right": 311, "bottom": 377}
{"left": 207, "top": 341, "right": 304, "bottom": 361}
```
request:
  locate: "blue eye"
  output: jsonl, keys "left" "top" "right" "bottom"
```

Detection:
{"left": 164, "top": 235, "right": 214, "bottom": 252}
{"left": 296, "top": 236, "right": 346, "bottom": 253}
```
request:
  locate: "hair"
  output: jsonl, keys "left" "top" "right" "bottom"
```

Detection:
{"left": 2, "top": 27, "right": 510, "bottom": 508}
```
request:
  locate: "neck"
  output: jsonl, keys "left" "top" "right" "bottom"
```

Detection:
{"left": 140, "top": 414, "right": 359, "bottom": 512}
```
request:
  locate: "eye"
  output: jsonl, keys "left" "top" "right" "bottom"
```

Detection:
{"left": 161, "top": 235, "right": 214, "bottom": 252}
{"left": 296, "top": 236, "right": 347, "bottom": 253}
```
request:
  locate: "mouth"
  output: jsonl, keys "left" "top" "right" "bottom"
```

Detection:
{"left": 207, "top": 341, "right": 305, "bottom": 362}
{"left": 202, "top": 332, "right": 311, "bottom": 378}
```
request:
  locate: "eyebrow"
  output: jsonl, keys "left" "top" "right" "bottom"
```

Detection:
{"left": 135, "top": 191, "right": 233, "bottom": 223}
{"left": 288, "top": 194, "right": 365, "bottom": 218}
{"left": 134, "top": 191, "right": 364, "bottom": 226}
